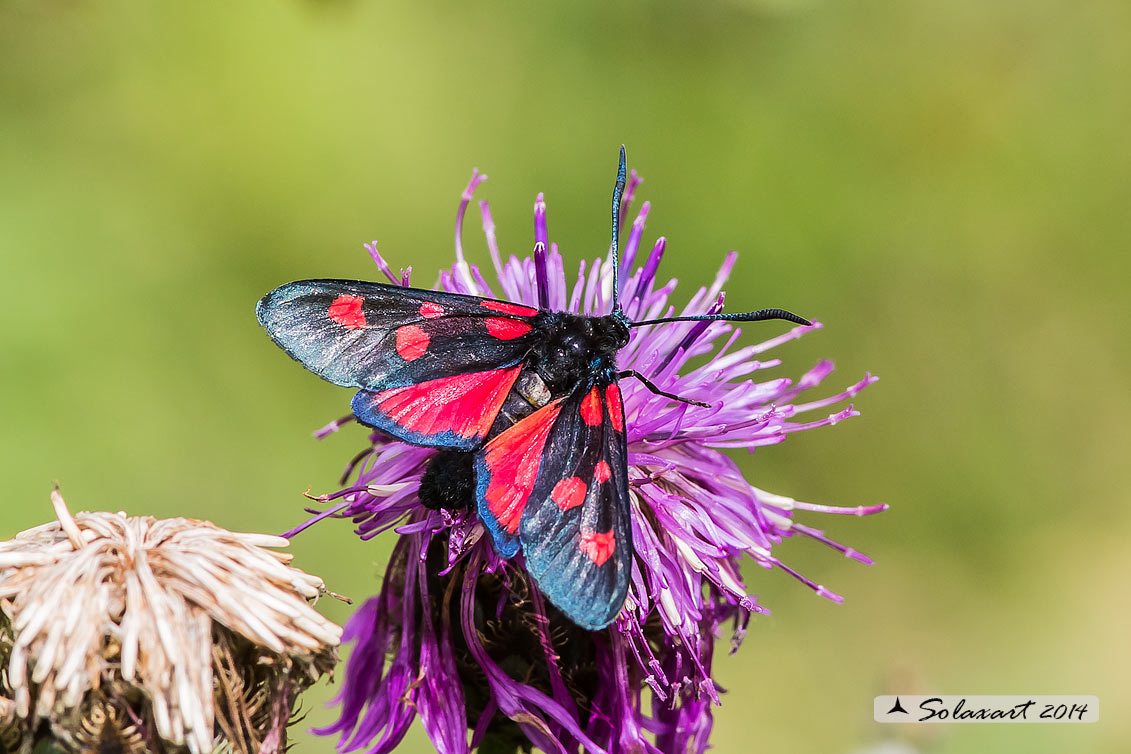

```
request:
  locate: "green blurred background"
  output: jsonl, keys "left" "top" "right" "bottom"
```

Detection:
{"left": 2, "top": 1, "right": 1128, "bottom": 752}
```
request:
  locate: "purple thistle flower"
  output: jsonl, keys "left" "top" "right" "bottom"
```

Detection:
{"left": 294, "top": 166, "right": 885, "bottom": 754}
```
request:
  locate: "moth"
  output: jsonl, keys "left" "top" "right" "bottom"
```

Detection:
{"left": 256, "top": 148, "right": 809, "bottom": 629}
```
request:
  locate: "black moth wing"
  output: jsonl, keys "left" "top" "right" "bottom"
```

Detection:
{"left": 517, "top": 377, "right": 632, "bottom": 630}
{"left": 256, "top": 279, "right": 541, "bottom": 391}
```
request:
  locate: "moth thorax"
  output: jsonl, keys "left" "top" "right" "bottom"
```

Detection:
{"left": 534, "top": 313, "right": 615, "bottom": 391}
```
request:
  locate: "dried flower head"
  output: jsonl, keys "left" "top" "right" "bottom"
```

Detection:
{"left": 0, "top": 488, "right": 343, "bottom": 754}
{"left": 296, "top": 164, "right": 885, "bottom": 753}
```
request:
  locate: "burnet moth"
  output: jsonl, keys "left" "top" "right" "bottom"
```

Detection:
{"left": 256, "top": 147, "right": 809, "bottom": 629}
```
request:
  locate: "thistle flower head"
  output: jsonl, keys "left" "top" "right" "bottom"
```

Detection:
{"left": 298, "top": 164, "right": 885, "bottom": 754}
{"left": 0, "top": 489, "right": 342, "bottom": 754}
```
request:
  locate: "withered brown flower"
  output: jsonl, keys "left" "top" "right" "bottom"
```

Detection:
{"left": 0, "top": 488, "right": 342, "bottom": 754}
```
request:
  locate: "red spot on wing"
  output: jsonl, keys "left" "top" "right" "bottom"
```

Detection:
{"left": 606, "top": 383, "right": 624, "bottom": 432}
{"left": 593, "top": 460, "right": 611, "bottom": 484}
{"left": 551, "top": 477, "right": 586, "bottom": 511}
{"left": 482, "top": 300, "right": 538, "bottom": 317}
{"left": 419, "top": 302, "right": 445, "bottom": 319}
{"left": 579, "top": 529, "right": 616, "bottom": 566}
{"left": 481, "top": 400, "right": 564, "bottom": 533}
{"left": 485, "top": 317, "right": 533, "bottom": 340}
{"left": 328, "top": 295, "right": 366, "bottom": 329}
{"left": 372, "top": 366, "right": 521, "bottom": 441}
{"left": 580, "top": 386, "right": 603, "bottom": 426}
{"left": 395, "top": 325, "right": 430, "bottom": 361}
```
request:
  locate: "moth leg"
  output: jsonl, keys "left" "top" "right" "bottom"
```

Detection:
{"left": 617, "top": 370, "right": 710, "bottom": 408}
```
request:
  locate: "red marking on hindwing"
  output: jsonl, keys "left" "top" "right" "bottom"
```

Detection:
{"left": 419, "top": 302, "right": 445, "bottom": 319}
{"left": 579, "top": 529, "right": 616, "bottom": 566}
{"left": 481, "top": 300, "right": 538, "bottom": 317}
{"left": 395, "top": 325, "right": 430, "bottom": 361}
{"left": 328, "top": 295, "right": 366, "bottom": 329}
{"left": 580, "top": 386, "right": 603, "bottom": 426}
{"left": 551, "top": 477, "right": 586, "bottom": 511}
{"left": 481, "top": 400, "right": 565, "bottom": 533}
{"left": 605, "top": 383, "right": 624, "bottom": 432}
{"left": 371, "top": 366, "right": 521, "bottom": 441}
{"left": 593, "top": 460, "right": 611, "bottom": 483}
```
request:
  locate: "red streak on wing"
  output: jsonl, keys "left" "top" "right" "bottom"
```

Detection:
{"left": 373, "top": 366, "right": 521, "bottom": 441}
{"left": 579, "top": 529, "right": 616, "bottom": 566}
{"left": 580, "top": 386, "right": 603, "bottom": 426}
{"left": 482, "top": 300, "right": 539, "bottom": 317}
{"left": 395, "top": 325, "right": 430, "bottom": 361}
{"left": 485, "top": 317, "right": 533, "bottom": 340}
{"left": 482, "top": 399, "right": 564, "bottom": 533}
{"left": 551, "top": 476, "right": 586, "bottom": 511}
{"left": 605, "top": 383, "right": 624, "bottom": 432}
{"left": 328, "top": 295, "right": 366, "bottom": 329}
{"left": 419, "top": 302, "right": 445, "bottom": 319}
{"left": 593, "top": 460, "right": 611, "bottom": 483}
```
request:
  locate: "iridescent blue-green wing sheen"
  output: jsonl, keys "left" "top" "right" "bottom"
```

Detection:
{"left": 475, "top": 376, "right": 632, "bottom": 629}
{"left": 256, "top": 279, "right": 541, "bottom": 449}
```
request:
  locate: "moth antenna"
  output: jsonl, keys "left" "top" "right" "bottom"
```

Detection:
{"left": 610, "top": 145, "right": 627, "bottom": 313}
{"left": 618, "top": 370, "right": 711, "bottom": 408}
{"left": 630, "top": 308, "right": 812, "bottom": 327}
